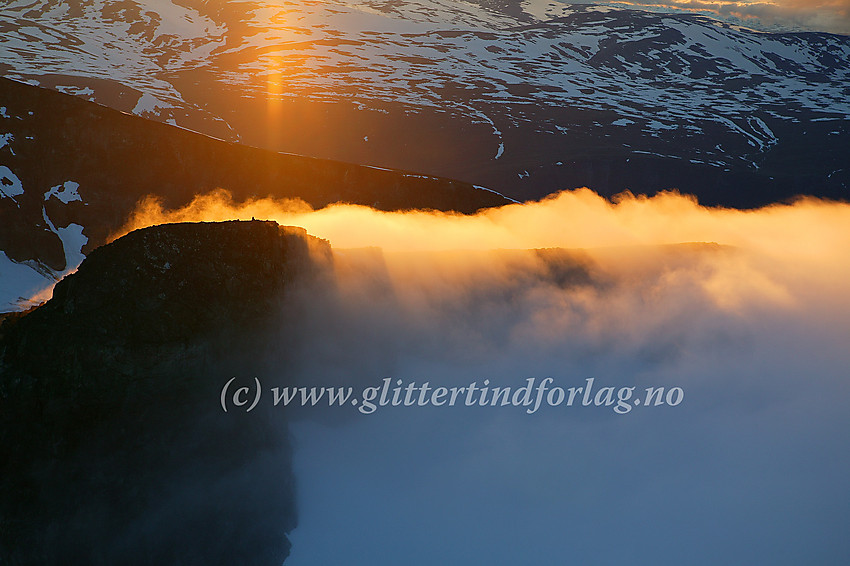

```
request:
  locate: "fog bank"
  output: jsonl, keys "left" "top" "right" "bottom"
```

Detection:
{"left": 121, "top": 189, "right": 850, "bottom": 564}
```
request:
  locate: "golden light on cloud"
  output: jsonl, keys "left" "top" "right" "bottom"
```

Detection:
{"left": 113, "top": 188, "right": 850, "bottom": 314}
{"left": 115, "top": 187, "right": 848, "bottom": 255}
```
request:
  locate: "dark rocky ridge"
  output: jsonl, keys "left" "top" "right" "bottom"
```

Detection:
{"left": 0, "top": 76, "right": 507, "bottom": 272}
{"left": 0, "top": 220, "right": 326, "bottom": 565}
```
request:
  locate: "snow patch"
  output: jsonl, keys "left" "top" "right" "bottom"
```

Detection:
{"left": 0, "top": 133, "right": 14, "bottom": 154}
{"left": 0, "top": 166, "right": 24, "bottom": 201}
{"left": 41, "top": 206, "right": 87, "bottom": 269}
{"left": 55, "top": 85, "right": 96, "bottom": 97}
{"left": 521, "top": 0, "right": 575, "bottom": 21}
{"left": 44, "top": 181, "right": 82, "bottom": 204}
{"left": 132, "top": 92, "right": 172, "bottom": 115}
{"left": 0, "top": 219, "right": 87, "bottom": 312}
{"left": 56, "top": 223, "right": 87, "bottom": 271}
{"left": 0, "top": 251, "right": 56, "bottom": 312}
{"left": 495, "top": 142, "right": 504, "bottom": 160}
{"left": 148, "top": 0, "right": 220, "bottom": 39}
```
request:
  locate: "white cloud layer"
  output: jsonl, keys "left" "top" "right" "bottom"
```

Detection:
{"left": 113, "top": 188, "right": 850, "bottom": 564}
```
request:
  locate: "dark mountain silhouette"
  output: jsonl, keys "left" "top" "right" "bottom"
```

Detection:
{"left": 0, "top": 220, "right": 329, "bottom": 565}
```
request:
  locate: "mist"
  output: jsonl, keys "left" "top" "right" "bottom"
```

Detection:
{"left": 119, "top": 189, "right": 850, "bottom": 564}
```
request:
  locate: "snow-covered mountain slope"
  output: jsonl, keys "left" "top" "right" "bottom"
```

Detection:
{"left": 2, "top": 1, "right": 848, "bottom": 201}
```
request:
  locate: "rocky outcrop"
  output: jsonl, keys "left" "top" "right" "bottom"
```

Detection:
{"left": 0, "top": 220, "right": 325, "bottom": 565}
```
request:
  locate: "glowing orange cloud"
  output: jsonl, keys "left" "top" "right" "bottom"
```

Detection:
{"left": 115, "top": 187, "right": 849, "bottom": 257}
{"left": 113, "top": 188, "right": 850, "bottom": 313}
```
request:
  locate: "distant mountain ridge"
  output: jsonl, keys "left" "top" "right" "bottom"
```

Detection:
{"left": 0, "top": 77, "right": 506, "bottom": 311}
{"left": 2, "top": 1, "right": 848, "bottom": 201}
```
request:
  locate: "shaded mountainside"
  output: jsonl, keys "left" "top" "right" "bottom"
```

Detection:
{"left": 0, "top": 76, "right": 507, "bottom": 307}
{"left": 0, "top": 220, "right": 327, "bottom": 565}
{"left": 2, "top": 1, "right": 848, "bottom": 204}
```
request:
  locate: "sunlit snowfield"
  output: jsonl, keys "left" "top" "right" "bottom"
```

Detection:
{"left": 122, "top": 189, "right": 850, "bottom": 564}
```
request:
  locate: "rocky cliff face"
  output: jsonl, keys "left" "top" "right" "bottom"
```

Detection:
{"left": 0, "top": 220, "right": 327, "bottom": 565}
